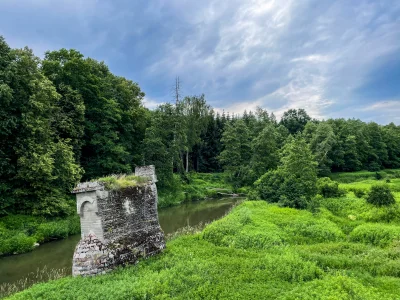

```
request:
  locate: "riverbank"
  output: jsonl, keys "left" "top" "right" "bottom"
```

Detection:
{"left": 0, "top": 198, "right": 242, "bottom": 298}
{"left": 9, "top": 175, "right": 400, "bottom": 299}
{"left": 0, "top": 172, "right": 237, "bottom": 258}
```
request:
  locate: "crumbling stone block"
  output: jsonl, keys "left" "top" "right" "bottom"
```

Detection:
{"left": 71, "top": 165, "right": 166, "bottom": 277}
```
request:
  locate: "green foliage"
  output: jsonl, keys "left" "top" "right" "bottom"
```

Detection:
{"left": 350, "top": 223, "right": 400, "bottom": 247}
{"left": 352, "top": 188, "right": 367, "bottom": 198}
{"left": 279, "top": 108, "right": 311, "bottom": 134}
{"left": 256, "top": 136, "right": 318, "bottom": 209}
{"left": 219, "top": 120, "right": 253, "bottom": 187}
{"left": 158, "top": 173, "right": 234, "bottom": 208}
{"left": 367, "top": 185, "right": 396, "bottom": 207}
{"left": 0, "top": 39, "right": 82, "bottom": 216}
{"left": 316, "top": 177, "right": 346, "bottom": 198}
{"left": 0, "top": 233, "right": 36, "bottom": 255}
{"left": 96, "top": 174, "right": 149, "bottom": 190}
{"left": 305, "top": 122, "right": 337, "bottom": 176}
{"left": 0, "top": 214, "right": 80, "bottom": 256}
{"left": 254, "top": 169, "right": 284, "bottom": 202}
{"left": 249, "top": 123, "right": 279, "bottom": 179}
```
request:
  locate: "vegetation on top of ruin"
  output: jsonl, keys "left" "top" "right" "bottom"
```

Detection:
{"left": 96, "top": 174, "right": 151, "bottom": 190}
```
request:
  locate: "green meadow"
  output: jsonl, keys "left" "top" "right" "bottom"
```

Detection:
{"left": 8, "top": 171, "right": 400, "bottom": 299}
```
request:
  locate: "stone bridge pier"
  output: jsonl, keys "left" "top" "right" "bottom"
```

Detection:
{"left": 71, "top": 165, "right": 166, "bottom": 276}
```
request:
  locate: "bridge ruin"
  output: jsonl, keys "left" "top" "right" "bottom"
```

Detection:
{"left": 71, "top": 165, "right": 165, "bottom": 276}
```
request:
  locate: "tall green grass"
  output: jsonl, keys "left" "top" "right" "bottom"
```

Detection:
{"left": 9, "top": 200, "right": 400, "bottom": 299}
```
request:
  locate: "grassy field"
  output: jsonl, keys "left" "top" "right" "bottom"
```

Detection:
{"left": 8, "top": 171, "right": 400, "bottom": 299}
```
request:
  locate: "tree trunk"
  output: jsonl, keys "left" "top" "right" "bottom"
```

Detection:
{"left": 186, "top": 150, "right": 189, "bottom": 173}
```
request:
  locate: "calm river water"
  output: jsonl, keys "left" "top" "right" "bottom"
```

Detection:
{"left": 0, "top": 198, "right": 241, "bottom": 288}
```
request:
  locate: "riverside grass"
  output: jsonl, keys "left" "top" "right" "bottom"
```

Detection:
{"left": 9, "top": 177, "right": 400, "bottom": 300}
{"left": 0, "top": 215, "right": 80, "bottom": 256}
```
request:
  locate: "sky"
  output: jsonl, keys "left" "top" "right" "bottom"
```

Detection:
{"left": 1, "top": 0, "right": 399, "bottom": 124}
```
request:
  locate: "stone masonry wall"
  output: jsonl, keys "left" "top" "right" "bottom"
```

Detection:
{"left": 72, "top": 165, "right": 165, "bottom": 277}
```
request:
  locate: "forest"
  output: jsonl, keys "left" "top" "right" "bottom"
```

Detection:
{"left": 1, "top": 35, "right": 400, "bottom": 217}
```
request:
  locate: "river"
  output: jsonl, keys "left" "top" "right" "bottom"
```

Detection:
{"left": 0, "top": 198, "right": 241, "bottom": 292}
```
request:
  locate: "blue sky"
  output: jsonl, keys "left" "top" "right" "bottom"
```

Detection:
{"left": 1, "top": 0, "right": 399, "bottom": 124}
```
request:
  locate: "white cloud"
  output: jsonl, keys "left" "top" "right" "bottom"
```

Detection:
{"left": 144, "top": 0, "right": 400, "bottom": 121}
{"left": 361, "top": 100, "right": 400, "bottom": 112}
{"left": 143, "top": 96, "right": 162, "bottom": 110}
{"left": 291, "top": 55, "right": 333, "bottom": 63}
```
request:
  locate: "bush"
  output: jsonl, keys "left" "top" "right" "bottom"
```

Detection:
{"left": 375, "top": 172, "right": 383, "bottom": 180}
{"left": 35, "top": 221, "right": 70, "bottom": 243}
{"left": 316, "top": 177, "right": 346, "bottom": 198}
{"left": 351, "top": 188, "right": 367, "bottom": 198}
{"left": 0, "top": 233, "right": 35, "bottom": 255}
{"left": 307, "top": 195, "right": 322, "bottom": 213}
{"left": 254, "top": 170, "right": 285, "bottom": 203}
{"left": 366, "top": 185, "right": 395, "bottom": 207}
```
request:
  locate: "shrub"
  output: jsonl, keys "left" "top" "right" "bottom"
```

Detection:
{"left": 375, "top": 172, "right": 383, "bottom": 180}
{"left": 0, "top": 233, "right": 35, "bottom": 255}
{"left": 284, "top": 218, "right": 346, "bottom": 244}
{"left": 351, "top": 188, "right": 366, "bottom": 198}
{"left": 35, "top": 221, "right": 70, "bottom": 243}
{"left": 316, "top": 177, "right": 346, "bottom": 198}
{"left": 366, "top": 185, "right": 395, "bottom": 207}
{"left": 246, "top": 189, "right": 260, "bottom": 200}
{"left": 307, "top": 195, "right": 322, "bottom": 213}
{"left": 254, "top": 170, "right": 285, "bottom": 203}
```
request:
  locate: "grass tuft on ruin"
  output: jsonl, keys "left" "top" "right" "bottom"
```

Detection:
{"left": 96, "top": 174, "right": 151, "bottom": 190}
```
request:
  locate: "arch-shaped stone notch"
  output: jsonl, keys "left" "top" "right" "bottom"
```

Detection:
{"left": 71, "top": 165, "right": 166, "bottom": 277}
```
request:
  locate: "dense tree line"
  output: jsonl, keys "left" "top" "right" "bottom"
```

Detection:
{"left": 1, "top": 35, "right": 400, "bottom": 216}
{"left": 0, "top": 37, "right": 146, "bottom": 216}
{"left": 219, "top": 109, "right": 400, "bottom": 186}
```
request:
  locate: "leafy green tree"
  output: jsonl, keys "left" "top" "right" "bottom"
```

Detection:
{"left": 363, "top": 122, "right": 388, "bottom": 171}
{"left": 143, "top": 103, "right": 184, "bottom": 187}
{"left": 0, "top": 40, "right": 82, "bottom": 215}
{"left": 256, "top": 136, "right": 317, "bottom": 209}
{"left": 42, "top": 50, "right": 147, "bottom": 179}
{"left": 219, "top": 120, "right": 252, "bottom": 187}
{"left": 250, "top": 124, "right": 279, "bottom": 180}
{"left": 342, "top": 135, "right": 362, "bottom": 171}
{"left": 180, "top": 95, "right": 210, "bottom": 172}
{"left": 280, "top": 109, "right": 311, "bottom": 134}
{"left": 309, "top": 122, "right": 336, "bottom": 176}
{"left": 382, "top": 123, "right": 400, "bottom": 168}
{"left": 367, "top": 185, "right": 395, "bottom": 206}
{"left": 198, "top": 111, "right": 223, "bottom": 172}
